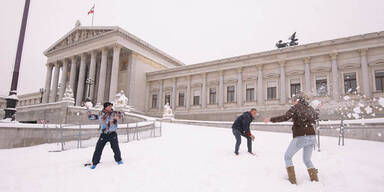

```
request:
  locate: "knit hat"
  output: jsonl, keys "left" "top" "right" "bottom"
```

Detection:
{"left": 103, "top": 102, "right": 113, "bottom": 109}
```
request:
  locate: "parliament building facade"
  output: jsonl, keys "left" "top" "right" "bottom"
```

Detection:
{"left": 9, "top": 23, "right": 384, "bottom": 121}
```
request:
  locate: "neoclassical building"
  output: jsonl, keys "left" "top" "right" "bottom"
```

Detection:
{"left": 9, "top": 22, "right": 384, "bottom": 121}
{"left": 145, "top": 31, "right": 384, "bottom": 120}
{"left": 41, "top": 22, "right": 183, "bottom": 112}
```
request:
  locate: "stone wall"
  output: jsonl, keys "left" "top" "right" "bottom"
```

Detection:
{"left": 15, "top": 101, "right": 145, "bottom": 124}
{"left": 171, "top": 119, "right": 384, "bottom": 142}
{"left": 0, "top": 123, "right": 154, "bottom": 149}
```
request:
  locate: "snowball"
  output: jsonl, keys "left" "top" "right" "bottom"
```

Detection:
{"left": 353, "top": 107, "right": 361, "bottom": 114}
{"left": 310, "top": 100, "right": 321, "bottom": 109}
{"left": 364, "top": 106, "right": 373, "bottom": 114}
{"left": 84, "top": 101, "right": 93, "bottom": 108}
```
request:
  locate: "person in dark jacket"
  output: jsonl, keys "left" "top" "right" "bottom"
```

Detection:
{"left": 232, "top": 108, "right": 256, "bottom": 155}
{"left": 264, "top": 94, "right": 319, "bottom": 184}
{"left": 86, "top": 102, "right": 124, "bottom": 169}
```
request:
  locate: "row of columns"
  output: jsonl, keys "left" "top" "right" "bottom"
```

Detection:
{"left": 153, "top": 48, "right": 372, "bottom": 111}
{"left": 42, "top": 44, "right": 123, "bottom": 106}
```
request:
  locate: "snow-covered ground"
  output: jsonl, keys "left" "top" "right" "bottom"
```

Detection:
{"left": 0, "top": 123, "right": 383, "bottom": 192}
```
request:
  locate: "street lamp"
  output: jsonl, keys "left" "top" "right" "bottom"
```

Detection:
{"left": 4, "top": 0, "right": 31, "bottom": 120}
{"left": 39, "top": 88, "right": 44, "bottom": 103}
{"left": 85, "top": 78, "right": 94, "bottom": 98}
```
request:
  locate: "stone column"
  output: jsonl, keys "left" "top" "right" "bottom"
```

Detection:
{"left": 279, "top": 61, "right": 286, "bottom": 104}
{"left": 304, "top": 57, "right": 311, "bottom": 94}
{"left": 257, "top": 65, "right": 263, "bottom": 105}
{"left": 330, "top": 53, "right": 339, "bottom": 99}
{"left": 237, "top": 67, "right": 243, "bottom": 107}
{"left": 202, "top": 73, "right": 207, "bottom": 108}
{"left": 145, "top": 81, "right": 150, "bottom": 112}
{"left": 219, "top": 71, "right": 224, "bottom": 108}
{"left": 158, "top": 80, "right": 163, "bottom": 111}
{"left": 88, "top": 50, "right": 97, "bottom": 100}
{"left": 96, "top": 48, "right": 108, "bottom": 106}
{"left": 58, "top": 59, "right": 69, "bottom": 100}
{"left": 109, "top": 45, "right": 121, "bottom": 101}
{"left": 172, "top": 78, "right": 177, "bottom": 109}
{"left": 69, "top": 56, "right": 77, "bottom": 93}
{"left": 186, "top": 75, "right": 191, "bottom": 110}
{"left": 42, "top": 63, "right": 53, "bottom": 103}
{"left": 360, "top": 49, "right": 371, "bottom": 97}
{"left": 49, "top": 62, "right": 60, "bottom": 102}
{"left": 128, "top": 53, "right": 136, "bottom": 106}
{"left": 76, "top": 53, "right": 87, "bottom": 106}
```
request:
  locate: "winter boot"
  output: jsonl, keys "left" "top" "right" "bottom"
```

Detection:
{"left": 117, "top": 161, "right": 124, "bottom": 165}
{"left": 90, "top": 164, "right": 97, "bottom": 169}
{"left": 286, "top": 166, "right": 297, "bottom": 184}
{"left": 308, "top": 168, "right": 319, "bottom": 182}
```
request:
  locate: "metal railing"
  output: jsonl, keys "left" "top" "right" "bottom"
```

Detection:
{"left": 50, "top": 120, "right": 162, "bottom": 152}
{"left": 315, "top": 119, "right": 384, "bottom": 152}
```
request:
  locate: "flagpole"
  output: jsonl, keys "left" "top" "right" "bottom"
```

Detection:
{"left": 92, "top": 13, "right": 94, "bottom": 26}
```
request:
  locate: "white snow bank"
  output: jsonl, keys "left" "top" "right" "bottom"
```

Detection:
{"left": 0, "top": 122, "right": 383, "bottom": 192}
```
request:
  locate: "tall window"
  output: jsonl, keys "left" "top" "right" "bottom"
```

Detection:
{"left": 267, "top": 82, "right": 277, "bottom": 100}
{"left": 193, "top": 91, "right": 200, "bottom": 106}
{"left": 178, "top": 92, "right": 184, "bottom": 106}
{"left": 267, "top": 87, "right": 277, "bottom": 100}
{"left": 227, "top": 86, "right": 235, "bottom": 103}
{"left": 209, "top": 88, "right": 216, "bottom": 104}
{"left": 290, "top": 83, "right": 301, "bottom": 97}
{"left": 151, "top": 94, "right": 157, "bottom": 108}
{"left": 165, "top": 94, "right": 171, "bottom": 105}
{"left": 316, "top": 78, "right": 328, "bottom": 96}
{"left": 375, "top": 70, "right": 384, "bottom": 91}
{"left": 246, "top": 87, "right": 255, "bottom": 102}
{"left": 344, "top": 72, "right": 357, "bottom": 94}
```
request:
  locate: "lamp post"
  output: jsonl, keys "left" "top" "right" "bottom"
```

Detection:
{"left": 4, "top": 0, "right": 30, "bottom": 120}
{"left": 39, "top": 88, "right": 44, "bottom": 103}
{"left": 85, "top": 78, "right": 94, "bottom": 99}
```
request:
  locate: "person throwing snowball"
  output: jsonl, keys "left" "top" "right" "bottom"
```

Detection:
{"left": 264, "top": 94, "right": 319, "bottom": 184}
{"left": 86, "top": 102, "right": 124, "bottom": 169}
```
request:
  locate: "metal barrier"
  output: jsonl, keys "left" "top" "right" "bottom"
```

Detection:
{"left": 50, "top": 120, "right": 162, "bottom": 152}
{"left": 315, "top": 119, "right": 384, "bottom": 152}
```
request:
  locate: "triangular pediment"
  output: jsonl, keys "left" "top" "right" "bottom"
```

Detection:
{"left": 44, "top": 26, "right": 116, "bottom": 55}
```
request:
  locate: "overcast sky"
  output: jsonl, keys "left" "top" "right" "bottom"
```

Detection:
{"left": 0, "top": 0, "right": 383, "bottom": 96}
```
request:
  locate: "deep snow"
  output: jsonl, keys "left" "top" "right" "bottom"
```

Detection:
{"left": 0, "top": 122, "right": 383, "bottom": 192}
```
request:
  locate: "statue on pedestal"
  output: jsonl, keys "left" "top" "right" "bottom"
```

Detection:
{"left": 62, "top": 86, "right": 75, "bottom": 102}
{"left": 113, "top": 90, "right": 133, "bottom": 112}
{"left": 162, "top": 102, "right": 174, "bottom": 119}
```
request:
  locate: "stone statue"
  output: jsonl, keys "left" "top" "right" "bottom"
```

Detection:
{"left": 275, "top": 32, "right": 299, "bottom": 48}
{"left": 276, "top": 40, "right": 288, "bottom": 48}
{"left": 113, "top": 90, "right": 129, "bottom": 108}
{"left": 75, "top": 20, "right": 81, "bottom": 27}
{"left": 162, "top": 102, "right": 174, "bottom": 119}
{"left": 288, "top": 32, "right": 299, "bottom": 46}
{"left": 62, "top": 86, "right": 74, "bottom": 102}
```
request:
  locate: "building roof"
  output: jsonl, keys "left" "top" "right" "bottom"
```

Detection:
{"left": 44, "top": 24, "right": 184, "bottom": 66}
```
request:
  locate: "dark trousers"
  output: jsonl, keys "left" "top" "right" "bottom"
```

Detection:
{"left": 233, "top": 129, "right": 252, "bottom": 153}
{"left": 92, "top": 132, "right": 122, "bottom": 165}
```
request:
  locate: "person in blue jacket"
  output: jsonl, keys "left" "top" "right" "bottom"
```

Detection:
{"left": 232, "top": 108, "right": 256, "bottom": 155}
{"left": 86, "top": 102, "right": 124, "bottom": 169}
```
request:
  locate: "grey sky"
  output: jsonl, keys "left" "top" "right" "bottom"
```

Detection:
{"left": 0, "top": 0, "right": 383, "bottom": 96}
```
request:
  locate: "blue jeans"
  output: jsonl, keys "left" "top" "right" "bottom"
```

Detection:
{"left": 284, "top": 135, "right": 316, "bottom": 168}
{"left": 233, "top": 129, "right": 252, "bottom": 153}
